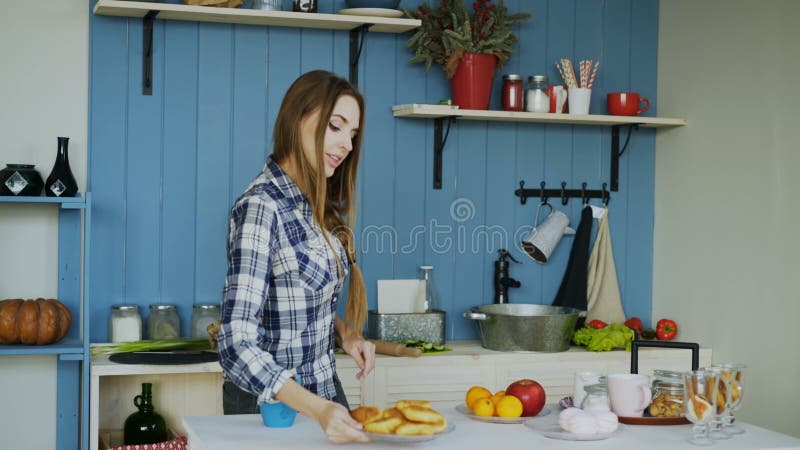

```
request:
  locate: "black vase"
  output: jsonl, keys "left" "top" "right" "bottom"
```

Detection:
{"left": 0, "top": 164, "right": 45, "bottom": 196}
{"left": 44, "top": 136, "right": 78, "bottom": 197}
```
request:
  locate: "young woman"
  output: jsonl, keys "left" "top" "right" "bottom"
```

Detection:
{"left": 217, "top": 70, "right": 374, "bottom": 443}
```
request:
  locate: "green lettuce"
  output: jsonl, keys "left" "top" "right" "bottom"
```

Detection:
{"left": 572, "top": 323, "right": 634, "bottom": 352}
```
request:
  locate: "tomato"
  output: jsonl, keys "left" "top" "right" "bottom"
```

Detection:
{"left": 587, "top": 320, "right": 608, "bottom": 329}
{"left": 656, "top": 319, "right": 678, "bottom": 340}
{"left": 624, "top": 317, "right": 644, "bottom": 334}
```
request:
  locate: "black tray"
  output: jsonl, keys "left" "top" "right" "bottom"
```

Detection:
{"left": 109, "top": 350, "right": 219, "bottom": 365}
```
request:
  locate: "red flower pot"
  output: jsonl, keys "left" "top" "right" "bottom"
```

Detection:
{"left": 451, "top": 53, "right": 497, "bottom": 110}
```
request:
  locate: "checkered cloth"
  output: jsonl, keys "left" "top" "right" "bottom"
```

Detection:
{"left": 217, "top": 158, "right": 348, "bottom": 404}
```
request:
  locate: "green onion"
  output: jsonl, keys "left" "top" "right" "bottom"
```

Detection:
{"left": 91, "top": 338, "right": 212, "bottom": 356}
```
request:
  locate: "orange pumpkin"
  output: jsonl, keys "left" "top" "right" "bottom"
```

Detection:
{"left": 0, "top": 298, "right": 72, "bottom": 345}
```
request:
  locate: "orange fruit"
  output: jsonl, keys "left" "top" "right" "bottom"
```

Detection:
{"left": 465, "top": 386, "right": 492, "bottom": 408}
{"left": 471, "top": 397, "right": 495, "bottom": 417}
{"left": 490, "top": 390, "right": 506, "bottom": 406}
{"left": 496, "top": 395, "right": 523, "bottom": 418}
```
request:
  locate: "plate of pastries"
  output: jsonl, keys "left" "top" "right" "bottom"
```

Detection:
{"left": 351, "top": 400, "right": 455, "bottom": 443}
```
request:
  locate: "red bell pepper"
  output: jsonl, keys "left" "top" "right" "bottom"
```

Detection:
{"left": 624, "top": 317, "right": 644, "bottom": 334}
{"left": 587, "top": 319, "right": 608, "bottom": 329}
{"left": 656, "top": 319, "right": 678, "bottom": 340}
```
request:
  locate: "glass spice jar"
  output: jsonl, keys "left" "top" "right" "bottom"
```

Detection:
{"left": 191, "top": 304, "right": 220, "bottom": 338}
{"left": 502, "top": 74, "right": 524, "bottom": 111}
{"left": 146, "top": 304, "right": 180, "bottom": 340}
{"left": 580, "top": 382, "right": 610, "bottom": 412}
{"left": 526, "top": 75, "right": 550, "bottom": 113}
{"left": 649, "top": 369, "right": 685, "bottom": 418}
{"left": 110, "top": 305, "right": 142, "bottom": 343}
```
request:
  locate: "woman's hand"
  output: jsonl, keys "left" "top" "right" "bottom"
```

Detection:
{"left": 316, "top": 400, "right": 369, "bottom": 444}
{"left": 340, "top": 334, "right": 375, "bottom": 380}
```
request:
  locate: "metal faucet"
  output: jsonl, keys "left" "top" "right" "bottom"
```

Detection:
{"left": 494, "top": 249, "right": 521, "bottom": 304}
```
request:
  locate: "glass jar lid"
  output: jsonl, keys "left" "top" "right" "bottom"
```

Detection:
{"left": 149, "top": 304, "right": 177, "bottom": 310}
{"left": 112, "top": 304, "right": 139, "bottom": 311}
{"left": 503, "top": 74, "right": 523, "bottom": 81}
{"left": 527, "top": 75, "right": 548, "bottom": 83}
{"left": 193, "top": 304, "right": 219, "bottom": 310}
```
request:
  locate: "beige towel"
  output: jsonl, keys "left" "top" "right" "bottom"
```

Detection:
{"left": 586, "top": 210, "right": 626, "bottom": 324}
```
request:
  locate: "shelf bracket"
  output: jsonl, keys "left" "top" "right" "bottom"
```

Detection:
{"left": 142, "top": 10, "right": 158, "bottom": 96}
{"left": 348, "top": 25, "right": 369, "bottom": 87}
{"left": 433, "top": 116, "right": 456, "bottom": 189}
{"left": 610, "top": 123, "right": 639, "bottom": 192}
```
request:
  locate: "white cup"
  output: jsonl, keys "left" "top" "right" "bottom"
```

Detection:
{"left": 568, "top": 87, "right": 592, "bottom": 115}
{"left": 607, "top": 373, "right": 652, "bottom": 417}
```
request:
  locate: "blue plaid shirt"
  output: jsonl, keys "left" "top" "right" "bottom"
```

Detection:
{"left": 218, "top": 158, "right": 349, "bottom": 404}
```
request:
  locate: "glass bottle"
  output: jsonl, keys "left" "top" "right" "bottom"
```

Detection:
{"left": 191, "top": 304, "right": 220, "bottom": 338}
{"left": 418, "top": 266, "right": 439, "bottom": 312}
{"left": 110, "top": 305, "right": 142, "bottom": 343}
{"left": 147, "top": 304, "right": 180, "bottom": 339}
{"left": 526, "top": 75, "right": 550, "bottom": 113}
{"left": 123, "top": 382, "right": 167, "bottom": 445}
{"left": 44, "top": 137, "right": 79, "bottom": 197}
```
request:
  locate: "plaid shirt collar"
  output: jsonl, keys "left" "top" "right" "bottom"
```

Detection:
{"left": 265, "top": 157, "right": 308, "bottom": 212}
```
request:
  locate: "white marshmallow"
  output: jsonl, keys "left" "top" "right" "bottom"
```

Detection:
{"left": 558, "top": 407, "right": 585, "bottom": 432}
{"left": 592, "top": 410, "right": 619, "bottom": 433}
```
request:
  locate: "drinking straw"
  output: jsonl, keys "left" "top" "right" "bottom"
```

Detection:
{"left": 587, "top": 61, "right": 599, "bottom": 89}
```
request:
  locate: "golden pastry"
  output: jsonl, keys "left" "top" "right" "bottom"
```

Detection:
{"left": 350, "top": 406, "right": 382, "bottom": 425}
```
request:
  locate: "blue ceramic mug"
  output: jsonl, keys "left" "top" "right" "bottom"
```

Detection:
{"left": 260, "top": 401, "right": 297, "bottom": 428}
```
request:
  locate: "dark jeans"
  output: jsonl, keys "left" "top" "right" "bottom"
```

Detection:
{"left": 223, "top": 374, "right": 350, "bottom": 414}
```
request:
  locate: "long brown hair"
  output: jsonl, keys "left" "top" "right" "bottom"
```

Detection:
{"left": 272, "top": 70, "right": 367, "bottom": 335}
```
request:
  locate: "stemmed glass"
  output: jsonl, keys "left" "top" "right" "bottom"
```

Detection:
{"left": 722, "top": 364, "right": 746, "bottom": 435}
{"left": 708, "top": 365, "right": 732, "bottom": 440}
{"left": 683, "top": 369, "right": 719, "bottom": 446}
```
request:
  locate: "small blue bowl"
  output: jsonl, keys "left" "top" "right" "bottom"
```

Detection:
{"left": 260, "top": 401, "right": 297, "bottom": 428}
{"left": 344, "top": 0, "right": 401, "bottom": 9}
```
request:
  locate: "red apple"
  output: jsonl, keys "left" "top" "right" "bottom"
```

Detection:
{"left": 505, "top": 379, "right": 546, "bottom": 416}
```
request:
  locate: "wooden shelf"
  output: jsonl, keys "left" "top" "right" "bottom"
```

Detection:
{"left": 93, "top": 0, "right": 421, "bottom": 33}
{"left": 392, "top": 103, "right": 687, "bottom": 128}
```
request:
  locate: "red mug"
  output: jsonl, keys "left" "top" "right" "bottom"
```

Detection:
{"left": 607, "top": 92, "right": 651, "bottom": 116}
{"left": 548, "top": 85, "right": 568, "bottom": 113}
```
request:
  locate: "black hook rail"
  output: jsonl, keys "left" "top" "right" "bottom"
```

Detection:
{"left": 515, "top": 181, "right": 610, "bottom": 206}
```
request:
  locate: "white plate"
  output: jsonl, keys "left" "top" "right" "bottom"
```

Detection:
{"left": 366, "top": 421, "right": 455, "bottom": 443}
{"left": 524, "top": 420, "right": 622, "bottom": 441}
{"left": 338, "top": 7, "right": 404, "bottom": 18}
{"left": 455, "top": 404, "right": 551, "bottom": 424}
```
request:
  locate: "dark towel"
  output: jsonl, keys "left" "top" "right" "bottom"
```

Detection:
{"left": 552, "top": 206, "right": 594, "bottom": 310}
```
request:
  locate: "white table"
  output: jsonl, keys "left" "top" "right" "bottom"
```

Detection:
{"left": 183, "top": 405, "right": 800, "bottom": 450}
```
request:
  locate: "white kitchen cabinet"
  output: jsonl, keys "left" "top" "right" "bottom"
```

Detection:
{"left": 91, "top": 341, "right": 710, "bottom": 447}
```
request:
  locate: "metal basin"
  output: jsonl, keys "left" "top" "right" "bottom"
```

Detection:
{"left": 464, "top": 304, "right": 580, "bottom": 352}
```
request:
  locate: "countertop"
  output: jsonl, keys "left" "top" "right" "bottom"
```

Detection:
{"left": 182, "top": 403, "right": 800, "bottom": 450}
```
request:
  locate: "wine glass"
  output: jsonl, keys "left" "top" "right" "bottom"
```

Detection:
{"left": 683, "top": 369, "right": 718, "bottom": 446}
{"left": 723, "top": 364, "right": 746, "bottom": 435}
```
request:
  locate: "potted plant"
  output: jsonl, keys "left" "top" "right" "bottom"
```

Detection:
{"left": 404, "top": 0, "right": 531, "bottom": 110}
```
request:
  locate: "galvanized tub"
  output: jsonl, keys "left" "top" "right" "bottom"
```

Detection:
{"left": 367, "top": 309, "right": 446, "bottom": 345}
{"left": 463, "top": 304, "right": 580, "bottom": 352}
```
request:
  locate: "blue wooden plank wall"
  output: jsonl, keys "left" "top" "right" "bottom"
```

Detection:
{"left": 88, "top": 0, "right": 659, "bottom": 342}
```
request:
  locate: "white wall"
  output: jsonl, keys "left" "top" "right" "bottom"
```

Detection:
{"left": 656, "top": 0, "right": 800, "bottom": 438}
{"left": 0, "top": 1, "right": 88, "bottom": 448}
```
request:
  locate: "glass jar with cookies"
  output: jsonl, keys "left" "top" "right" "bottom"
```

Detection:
{"left": 649, "top": 369, "right": 685, "bottom": 418}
